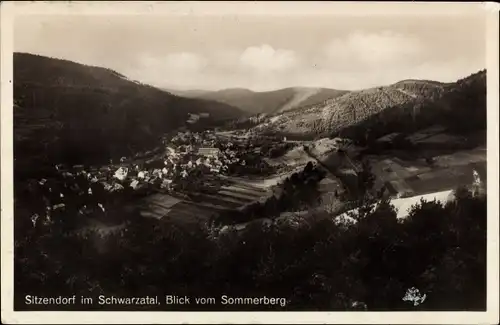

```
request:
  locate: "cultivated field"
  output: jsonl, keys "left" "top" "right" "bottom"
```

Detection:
{"left": 136, "top": 176, "right": 275, "bottom": 223}
{"left": 368, "top": 146, "right": 486, "bottom": 197}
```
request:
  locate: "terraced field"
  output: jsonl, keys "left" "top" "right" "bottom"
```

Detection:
{"left": 137, "top": 177, "right": 273, "bottom": 223}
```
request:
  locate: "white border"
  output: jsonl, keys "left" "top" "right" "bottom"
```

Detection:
{"left": 1, "top": 1, "right": 499, "bottom": 324}
{"left": 4, "top": 1, "right": 497, "bottom": 16}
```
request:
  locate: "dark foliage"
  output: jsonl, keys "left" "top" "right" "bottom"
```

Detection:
{"left": 261, "top": 142, "right": 297, "bottom": 159}
{"left": 14, "top": 185, "right": 486, "bottom": 311}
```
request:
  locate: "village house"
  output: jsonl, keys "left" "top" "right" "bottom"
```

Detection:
{"left": 114, "top": 167, "right": 128, "bottom": 181}
{"left": 130, "top": 179, "right": 140, "bottom": 189}
{"left": 161, "top": 179, "right": 173, "bottom": 190}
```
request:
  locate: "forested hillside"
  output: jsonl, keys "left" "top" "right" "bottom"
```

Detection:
{"left": 339, "top": 70, "right": 487, "bottom": 144}
{"left": 253, "top": 71, "right": 486, "bottom": 141}
{"left": 14, "top": 53, "right": 244, "bottom": 175}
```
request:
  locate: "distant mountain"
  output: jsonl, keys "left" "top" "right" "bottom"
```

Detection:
{"left": 192, "top": 87, "right": 349, "bottom": 115}
{"left": 252, "top": 71, "right": 486, "bottom": 140}
{"left": 14, "top": 53, "right": 244, "bottom": 172}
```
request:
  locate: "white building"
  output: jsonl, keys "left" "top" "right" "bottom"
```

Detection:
{"left": 114, "top": 167, "right": 128, "bottom": 181}
{"left": 130, "top": 180, "right": 140, "bottom": 189}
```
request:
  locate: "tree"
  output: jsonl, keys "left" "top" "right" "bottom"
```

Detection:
{"left": 304, "top": 161, "right": 314, "bottom": 175}
{"left": 356, "top": 159, "right": 375, "bottom": 200}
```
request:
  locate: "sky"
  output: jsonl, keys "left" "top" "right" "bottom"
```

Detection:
{"left": 14, "top": 11, "right": 487, "bottom": 91}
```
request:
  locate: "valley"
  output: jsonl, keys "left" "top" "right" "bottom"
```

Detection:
{"left": 12, "top": 53, "right": 488, "bottom": 312}
{"left": 13, "top": 57, "right": 487, "bottom": 233}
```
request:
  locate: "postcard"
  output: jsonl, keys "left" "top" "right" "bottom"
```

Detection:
{"left": 1, "top": 1, "right": 499, "bottom": 324}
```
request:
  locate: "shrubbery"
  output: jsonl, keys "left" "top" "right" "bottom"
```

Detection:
{"left": 14, "top": 172, "right": 486, "bottom": 311}
{"left": 260, "top": 142, "right": 297, "bottom": 158}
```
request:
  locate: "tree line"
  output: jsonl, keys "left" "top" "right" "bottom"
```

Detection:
{"left": 14, "top": 163, "right": 486, "bottom": 311}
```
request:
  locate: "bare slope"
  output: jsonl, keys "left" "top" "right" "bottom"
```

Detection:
{"left": 194, "top": 87, "right": 348, "bottom": 115}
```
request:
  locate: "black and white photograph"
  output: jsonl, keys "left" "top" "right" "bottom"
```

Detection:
{"left": 1, "top": 1, "right": 499, "bottom": 324}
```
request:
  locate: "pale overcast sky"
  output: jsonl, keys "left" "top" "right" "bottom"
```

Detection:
{"left": 14, "top": 12, "right": 486, "bottom": 91}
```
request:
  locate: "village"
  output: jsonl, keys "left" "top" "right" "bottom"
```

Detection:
{"left": 25, "top": 121, "right": 487, "bottom": 234}
{"left": 26, "top": 129, "right": 304, "bottom": 228}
